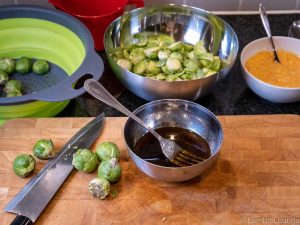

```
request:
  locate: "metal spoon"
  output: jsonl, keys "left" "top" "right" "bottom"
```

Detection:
{"left": 84, "top": 79, "right": 204, "bottom": 167}
{"left": 259, "top": 4, "right": 281, "bottom": 63}
{"left": 288, "top": 20, "right": 300, "bottom": 39}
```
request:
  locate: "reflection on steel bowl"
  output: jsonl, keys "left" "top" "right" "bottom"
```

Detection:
{"left": 124, "top": 99, "right": 223, "bottom": 182}
{"left": 104, "top": 4, "right": 238, "bottom": 101}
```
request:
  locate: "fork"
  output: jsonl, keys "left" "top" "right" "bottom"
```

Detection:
{"left": 84, "top": 79, "right": 205, "bottom": 167}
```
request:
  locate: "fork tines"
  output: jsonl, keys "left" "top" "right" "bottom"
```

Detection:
{"left": 171, "top": 149, "right": 206, "bottom": 167}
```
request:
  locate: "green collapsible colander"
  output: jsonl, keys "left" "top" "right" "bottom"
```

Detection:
{"left": 0, "top": 6, "right": 104, "bottom": 119}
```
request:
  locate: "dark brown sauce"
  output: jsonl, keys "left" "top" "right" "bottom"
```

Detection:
{"left": 134, "top": 127, "right": 211, "bottom": 167}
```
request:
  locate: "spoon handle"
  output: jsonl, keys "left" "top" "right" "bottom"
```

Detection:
{"left": 84, "top": 79, "right": 162, "bottom": 140}
{"left": 259, "top": 4, "right": 281, "bottom": 63}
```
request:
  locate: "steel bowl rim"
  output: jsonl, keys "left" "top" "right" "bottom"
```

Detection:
{"left": 104, "top": 4, "right": 239, "bottom": 83}
{"left": 241, "top": 36, "right": 300, "bottom": 91}
{"left": 123, "top": 99, "right": 223, "bottom": 170}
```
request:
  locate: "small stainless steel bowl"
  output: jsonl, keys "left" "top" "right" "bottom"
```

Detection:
{"left": 104, "top": 4, "right": 239, "bottom": 101}
{"left": 124, "top": 99, "right": 223, "bottom": 182}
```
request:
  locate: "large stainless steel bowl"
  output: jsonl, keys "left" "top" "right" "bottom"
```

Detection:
{"left": 104, "top": 4, "right": 239, "bottom": 101}
{"left": 124, "top": 99, "right": 223, "bottom": 182}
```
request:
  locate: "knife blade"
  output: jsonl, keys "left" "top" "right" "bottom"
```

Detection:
{"left": 4, "top": 113, "right": 105, "bottom": 225}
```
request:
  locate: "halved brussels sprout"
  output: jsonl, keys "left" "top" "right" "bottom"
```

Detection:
{"left": 169, "top": 52, "right": 183, "bottom": 62}
{"left": 168, "top": 41, "right": 183, "bottom": 51}
{"left": 117, "top": 59, "right": 132, "bottom": 71}
{"left": 0, "top": 58, "right": 15, "bottom": 74}
{"left": 166, "top": 58, "right": 182, "bottom": 73}
{"left": 98, "top": 158, "right": 122, "bottom": 183}
{"left": 112, "top": 32, "right": 223, "bottom": 80}
{"left": 193, "top": 41, "right": 207, "bottom": 58}
{"left": 158, "top": 35, "right": 175, "bottom": 47}
{"left": 158, "top": 50, "right": 170, "bottom": 61}
{"left": 33, "top": 139, "right": 56, "bottom": 159}
{"left": 96, "top": 142, "right": 121, "bottom": 162}
{"left": 13, "top": 154, "right": 36, "bottom": 177}
{"left": 183, "top": 59, "right": 199, "bottom": 71}
{"left": 88, "top": 177, "right": 110, "bottom": 199}
{"left": 146, "top": 60, "right": 161, "bottom": 75}
{"left": 143, "top": 47, "right": 160, "bottom": 59}
{"left": 72, "top": 149, "right": 98, "bottom": 173}
{"left": 129, "top": 48, "right": 145, "bottom": 65}
{"left": 210, "top": 56, "right": 221, "bottom": 72}
{"left": 133, "top": 60, "right": 148, "bottom": 75}
{"left": 16, "top": 57, "right": 32, "bottom": 74}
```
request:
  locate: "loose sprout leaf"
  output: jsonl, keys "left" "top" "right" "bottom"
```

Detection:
{"left": 113, "top": 32, "right": 223, "bottom": 81}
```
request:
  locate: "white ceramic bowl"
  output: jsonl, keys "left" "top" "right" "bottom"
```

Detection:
{"left": 240, "top": 36, "right": 300, "bottom": 103}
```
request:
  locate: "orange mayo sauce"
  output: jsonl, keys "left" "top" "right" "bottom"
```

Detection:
{"left": 245, "top": 50, "right": 300, "bottom": 88}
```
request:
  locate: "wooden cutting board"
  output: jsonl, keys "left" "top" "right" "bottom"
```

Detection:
{"left": 1, "top": 115, "right": 300, "bottom": 225}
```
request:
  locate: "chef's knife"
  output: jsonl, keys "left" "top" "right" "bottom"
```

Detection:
{"left": 4, "top": 113, "right": 105, "bottom": 225}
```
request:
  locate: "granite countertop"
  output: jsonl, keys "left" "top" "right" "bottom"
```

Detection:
{"left": 58, "top": 14, "right": 300, "bottom": 117}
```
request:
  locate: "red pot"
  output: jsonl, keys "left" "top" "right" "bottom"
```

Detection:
{"left": 49, "top": 0, "right": 144, "bottom": 50}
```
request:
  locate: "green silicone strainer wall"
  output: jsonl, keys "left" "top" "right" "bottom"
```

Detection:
{"left": 0, "top": 18, "right": 85, "bottom": 119}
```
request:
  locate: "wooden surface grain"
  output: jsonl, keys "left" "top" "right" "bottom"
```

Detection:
{"left": 0, "top": 115, "right": 300, "bottom": 225}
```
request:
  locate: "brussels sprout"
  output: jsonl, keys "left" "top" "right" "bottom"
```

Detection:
{"left": 168, "top": 41, "right": 184, "bottom": 51}
{"left": 13, "top": 154, "right": 36, "bottom": 177}
{"left": 32, "top": 59, "right": 49, "bottom": 75}
{"left": 88, "top": 177, "right": 110, "bottom": 199}
{"left": 96, "top": 142, "right": 120, "bottom": 161}
{"left": 129, "top": 48, "right": 145, "bottom": 65}
{"left": 98, "top": 158, "right": 122, "bottom": 183}
{"left": 188, "top": 51, "right": 196, "bottom": 60}
{"left": 210, "top": 56, "right": 221, "bottom": 71}
{"left": 193, "top": 69, "right": 205, "bottom": 79}
{"left": 169, "top": 52, "right": 183, "bottom": 62}
{"left": 146, "top": 39, "right": 160, "bottom": 47}
{"left": 183, "top": 59, "right": 199, "bottom": 71}
{"left": 166, "top": 75, "right": 177, "bottom": 82}
{"left": 183, "top": 43, "right": 194, "bottom": 51}
{"left": 200, "top": 59, "right": 212, "bottom": 68}
{"left": 205, "top": 70, "right": 217, "bottom": 77}
{"left": 158, "top": 50, "right": 170, "bottom": 61}
{"left": 6, "top": 91, "right": 22, "bottom": 97}
{"left": 123, "top": 49, "right": 130, "bottom": 59}
{"left": 72, "top": 149, "right": 98, "bottom": 173}
{"left": 154, "top": 73, "right": 166, "bottom": 80}
{"left": 157, "top": 35, "right": 175, "bottom": 47}
{"left": 32, "top": 139, "right": 56, "bottom": 159}
{"left": 161, "top": 65, "right": 173, "bottom": 75}
{"left": 197, "top": 52, "right": 213, "bottom": 62}
{"left": 4, "top": 80, "right": 22, "bottom": 95}
{"left": 117, "top": 59, "right": 132, "bottom": 71}
{"left": 0, "top": 70, "right": 9, "bottom": 85}
{"left": 112, "top": 32, "right": 223, "bottom": 80}
{"left": 133, "top": 60, "right": 148, "bottom": 75}
{"left": 111, "top": 47, "right": 125, "bottom": 59}
{"left": 166, "top": 58, "right": 182, "bottom": 73}
{"left": 193, "top": 41, "right": 207, "bottom": 58}
{"left": 0, "top": 58, "right": 15, "bottom": 74}
{"left": 146, "top": 60, "right": 161, "bottom": 75}
{"left": 155, "top": 60, "right": 166, "bottom": 67}
{"left": 16, "top": 57, "right": 32, "bottom": 74}
{"left": 143, "top": 47, "right": 160, "bottom": 59}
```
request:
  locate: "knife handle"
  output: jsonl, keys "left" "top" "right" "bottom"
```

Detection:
{"left": 10, "top": 215, "right": 33, "bottom": 225}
